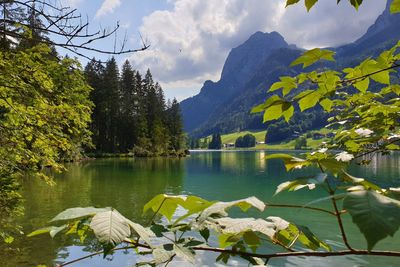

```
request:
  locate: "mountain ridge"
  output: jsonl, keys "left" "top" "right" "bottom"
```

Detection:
{"left": 181, "top": 0, "right": 400, "bottom": 137}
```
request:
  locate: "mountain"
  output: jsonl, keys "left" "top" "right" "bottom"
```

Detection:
{"left": 180, "top": 31, "right": 289, "bottom": 133}
{"left": 181, "top": 0, "right": 400, "bottom": 138}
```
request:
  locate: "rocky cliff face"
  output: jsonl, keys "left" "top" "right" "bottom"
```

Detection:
{"left": 182, "top": 0, "right": 400, "bottom": 136}
{"left": 180, "top": 32, "right": 289, "bottom": 132}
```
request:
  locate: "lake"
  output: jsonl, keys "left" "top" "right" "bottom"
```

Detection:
{"left": 3, "top": 151, "right": 400, "bottom": 266}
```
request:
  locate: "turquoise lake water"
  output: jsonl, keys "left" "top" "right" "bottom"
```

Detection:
{"left": 3, "top": 151, "right": 400, "bottom": 266}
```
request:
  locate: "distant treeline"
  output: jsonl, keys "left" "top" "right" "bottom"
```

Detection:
{"left": 84, "top": 58, "right": 185, "bottom": 156}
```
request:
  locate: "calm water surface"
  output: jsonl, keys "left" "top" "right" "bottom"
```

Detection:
{"left": 3, "top": 151, "right": 400, "bottom": 266}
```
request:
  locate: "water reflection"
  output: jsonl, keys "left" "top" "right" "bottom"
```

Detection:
{"left": 2, "top": 152, "right": 400, "bottom": 266}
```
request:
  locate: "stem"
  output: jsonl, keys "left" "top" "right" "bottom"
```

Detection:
{"left": 58, "top": 241, "right": 400, "bottom": 266}
{"left": 354, "top": 138, "right": 400, "bottom": 160}
{"left": 327, "top": 182, "right": 354, "bottom": 251}
{"left": 317, "top": 162, "right": 354, "bottom": 251}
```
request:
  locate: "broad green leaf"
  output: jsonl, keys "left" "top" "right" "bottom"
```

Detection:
{"left": 173, "top": 196, "right": 214, "bottom": 225}
{"left": 89, "top": 209, "right": 131, "bottom": 245}
{"left": 341, "top": 172, "right": 382, "bottom": 191}
{"left": 297, "top": 225, "right": 331, "bottom": 251}
{"left": 282, "top": 102, "right": 294, "bottom": 122}
{"left": 251, "top": 95, "right": 283, "bottom": 113}
{"left": 286, "top": 0, "right": 301, "bottom": 7}
{"left": 265, "top": 153, "right": 311, "bottom": 171}
{"left": 298, "top": 91, "right": 320, "bottom": 111}
{"left": 319, "top": 158, "right": 347, "bottom": 176}
{"left": 126, "top": 219, "right": 155, "bottom": 246}
{"left": 152, "top": 247, "right": 175, "bottom": 264}
{"left": 269, "top": 76, "right": 297, "bottom": 96}
{"left": 371, "top": 71, "right": 390, "bottom": 85}
{"left": 51, "top": 207, "right": 110, "bottom": 222}
{"left": 390, "top": 0, "right": 400, "bottom": 13}
{"left": 343, "top": 190, "right": 400, "bottom": 250}
{"left": 200, "top": 228, "right": 210, "bottom": 242}
{"left": 215, "top": 217, "right": 275, "bottom": 238}
{"left": 350, "top": 0, "right": 363, "bottom": 10}
{"left": 275, "top": 173, "right": 327, "bottom": 195}
{"left": 143, "top": 194, "right": 186, "bottom": 221}
{"left": 354, "top": 75, "right": 369, "bottom": 92}
{"left": 319, "top": 98, "right": 333, "bottom": 112}
{"left": 28, "top": 225, "right": 67, "bottom": 238}
{"left": 291, "top": 48, "right": 335, "bottom": 68}
{"left": 218, "top": 234, "right": 241, "bottom": 248}
{"left": 263, "top": 103, "right": 284, "bottom": 122}
{"left": 243, "top": 231, "right": 261, "bottom": 252}
{"left": 173, "top": 244, "right": 195, "bottom": 264}
{"left": 270, "top": 219, "right": 331, "bottom": 251}
{"left": 305, "top": 0, "right": 318, "bottom": 11}
{"left": 198, "top": 197, "right": 265, "bottom": 223}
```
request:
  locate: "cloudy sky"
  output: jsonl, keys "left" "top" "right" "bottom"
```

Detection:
{"left": 65, "top": 0, "right": 387, "bottom": 101}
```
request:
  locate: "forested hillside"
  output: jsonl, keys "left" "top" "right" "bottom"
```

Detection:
{"left": 84, "top": 59, "right": 185, "bottom": 156}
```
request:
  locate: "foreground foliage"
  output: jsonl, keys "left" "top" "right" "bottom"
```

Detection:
{"left": 0, "top": 44, "right": 92, "bottom": 242}
{"left": 26, "top": 0, "right": 400, "bottom": 266}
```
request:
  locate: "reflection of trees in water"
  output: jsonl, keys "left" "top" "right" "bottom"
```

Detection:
{"left": 1, "top": 158, "right": 184, "bottom": 267}
{"left": 349, "top": 153, "right": 400, "bottom": 187}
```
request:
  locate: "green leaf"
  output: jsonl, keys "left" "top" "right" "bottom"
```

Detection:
{"left": 51, "top": 207, "right": 110, "bottom": 222}
{"left": 275, "top": 173, "right": 327, "bottom": 195}
{"left": 343, "top": 190, "right": 400, "bottom": 250}
{"left": 341, "top": 172, "right": 382, "bottom": 191}
{"left": 173, "top": 244, "right": 195, "bottom": 264}
{"left": 89, "top": 209, "right": 131, "bottom": 245}
{"left": 286, "top": 0, "right": 301, "bottom": 7}
{"left": 319, "top": 98, "right": 333, "bottom": 112}
{"left": 305, "top": 0, "right": 318, "bottom": 11}
{"left": 218, "top": 233, "right": 241, "bottom": 248}
{"left": 386, "top": 144, "right": 400, "bottom": 150}
{"left": 265, "top": 153, "right": 310, "bottom": 171}
{"left": 200, "top": 228, "right": 210, "bottom": 242}
{"left": 291, "top": 48, "right": 335, "bottom": 68}
{"left": 151, "top": 224, "right": 168, "bottom": 237}
{"left": 391, "top": 0, "right": 400, "bottom": 13}
{"left": 251, "top": 95, "right": 283, "bottom": 113}
{"left": 4, "top": 235, "right": 14, "bottom": 244}
{"left": 269, "top": 76, "right": 297, "bottom": 96}
{"left": 297, "top": 225, "right": 331, "bottom": 251}
{"left": 298, "top": 91, "right": 320, "bottom": 111}
{"left": 143, "top": 194, "right": 185, "bottom": 222}
{"left": 350, "top": 0, "right": 363, "bottom": 10}
{"left": 371, "top": 71, "right": 390, "bottom": 85}
{"left": 243, "top": 231, "right": 261, "bottom": 252}
{"left": 28, "top": 225, "right": 67, "bottom": 238}
{"left": 198, "top": 197, "right": 265, "bottom": 223}
{"left": 263, "top": 103, "right": 284, "bottom": 122}
{"left": 152, "top": 247, "right": 175, "bottom": 265}
{"left": 126, "top": 220, "right": 155, "bottom": 247}
{"left": 282, "top": 102, "right": 294, "bottom": 122}
{"left": 215, "top": 217, "right": 275, "bottom": 238}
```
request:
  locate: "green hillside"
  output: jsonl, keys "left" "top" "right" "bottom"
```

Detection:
{"left": 200, "top": 129, "right": 331, "bottom": 150}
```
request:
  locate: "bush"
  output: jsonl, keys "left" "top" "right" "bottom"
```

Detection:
{"left": 235, "top": 134, "right": 256, "bottom": 147}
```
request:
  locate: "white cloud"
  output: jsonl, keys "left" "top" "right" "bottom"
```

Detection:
{"left": 128, "top": 0, "right": 386, "bottom": 100}
{"left": 95, "top": 0, "right": 121, "bottom": 19}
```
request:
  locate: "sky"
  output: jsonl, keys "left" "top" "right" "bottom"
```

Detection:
{"left": 63, "top": 0, "right": 387, "bottom": 101}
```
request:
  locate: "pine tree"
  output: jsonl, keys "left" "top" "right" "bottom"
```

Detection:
{"left": 84, "top": 58, "right": 105, "bottom": 152}
{"left": 119, "top": 60, "right": 136, "bottom": 151}
{"left": 166, "top": 98, "right": 184, "bottom": 151}
{"left": 102, "top": 57, "right": 120, "bottom": 152}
